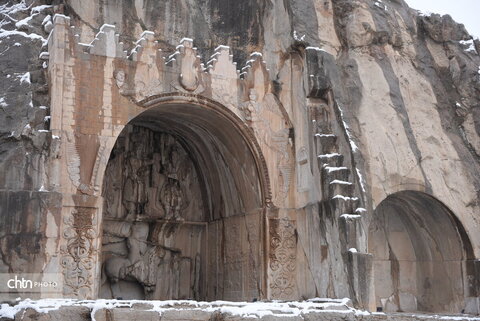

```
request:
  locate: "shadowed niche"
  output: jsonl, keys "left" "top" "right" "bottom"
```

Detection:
{"left": 369, "top": 190, "right": 476, "bottom": 314}
{"left": 99, "top": 103, "right": 266, "bottom": 301}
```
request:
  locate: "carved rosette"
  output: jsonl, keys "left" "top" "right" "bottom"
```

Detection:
{"left": 268, "top": 219, "right": 297, "bottom": 299}
{"left": 60, "top": 207, "right": 97, "bottom": 298}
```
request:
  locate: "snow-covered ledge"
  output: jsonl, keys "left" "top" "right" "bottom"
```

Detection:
{"left": 1, "top": 298, "right": 480, "bottom": 321}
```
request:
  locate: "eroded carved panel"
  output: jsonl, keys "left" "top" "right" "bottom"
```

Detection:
{"left": 100, "top": 125, "right": 206, "bottom": 300}
{"left": 269, "top": 219, "right": 297, "bottom": 300}
{"left": 60, "top": 207, "right": 97, "bottom": 299}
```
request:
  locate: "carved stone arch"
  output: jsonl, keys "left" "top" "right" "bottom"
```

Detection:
{"left": 139, "top": 92, "right": 272, "bottom": 207}
{"left": 98, "top": 92, "right": 272, "bottom": 301}
{"left": 368, "top": 190, "right": 477, "bottom": 314}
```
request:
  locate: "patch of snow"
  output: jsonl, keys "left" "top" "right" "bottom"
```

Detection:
{"left": 0, "top": 298, "right": 358, "bottom": 321}
{"left": 374, "top": 1, "right": 387, "bottom": 11}
{"left": 348, "top": 248, "right": 358, "bottom": 253}
{"left": 6, "top": 74, "right": 11, "bottom": 78}
{"left": 39, "top": 105, "right": 49, "bottom": 109}
{"left": 330, "top": 179, "right": 353, "bottom": 185}
{"left": 336, "top": 104, "right": 359, "bottom": 152}
{"left": 355, "top": 207, "right": 367, "bottom": 213}
{"left": 0, "top": 2, "right": 28, "bottom": 16}
{"left": 315, "top": 133, "right": 336, "bottom": 137}
{"left": 325, "top": 166, "right": 348, "bottom": 173}
{"left": 24, "top": 123, "right": 31, "bottom": 130}
{"left": 341, "top": 214, "right": 361, "bottom": 220}
{"left": 38, "top": 129, "right": 49, "bottom": 133}
{"left": 333, "top": 195, "right": 359, "bottom": 201}
{"left": 44, "top": 116, "right": 51, "bottom": 122}
{"left": 52, "top": 135, "right": 60, "bottom": 139}
{"left": 356, "top": 168, "right": 366, "bottom": 193}
{"left": 215, "top": 45, "right": 230, "bottom": 51}
{"left": 318, "top": 153, "right": 341, "bottom": 158}
{"left": 39, "top": 52, "right": 49, "bottom": 59}
{"left": 293, "top": 30, "right": 305, "bottom": 42}
{"left": 15, "top": 14, "right": 36, "bottom": 29}
{"left": 31, "top": 5, "right": 52, "bottom": 14}
{"left": 42, "top": 15, "right": 51, "bottom": 26}
{"left": 456, "top": 102, "right": 462, "bottom": 107}
{"left": 0, "top": 97, "right": 7, "bottom": 108}
{"left": 13, "top": 42, "right": 21, "bottom": 46}
{"left": 459, "top": 39, "right": 477, "bottom": 54}
{"left": 0, "top": 29, "right": 47, "bottom": 45}
{"left": 306, "top": 46, "right": 326, "bottom": 52}
{"left": 417, "top": 10, "right": 433, "bottom": 17}
{"left": 18, "top": 72, "right": 31, "bottom": 84}
{"left": 39, "top": 185, "right": 48, "bottom": 192}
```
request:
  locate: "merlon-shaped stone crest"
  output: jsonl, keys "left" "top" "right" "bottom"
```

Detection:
{"left": 48, "top": 16, "right": 273, "bottom": 82}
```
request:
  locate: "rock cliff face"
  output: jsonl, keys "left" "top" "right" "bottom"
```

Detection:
{"left": 0, "top": 0, "right": 479, "bottom": 315}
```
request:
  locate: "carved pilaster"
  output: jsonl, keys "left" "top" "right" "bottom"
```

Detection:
{"left": 268, "top": 219, "right": 297, "bottom": 300}
{"left": 60, "top": 206, "right": 98, "bottom": 299}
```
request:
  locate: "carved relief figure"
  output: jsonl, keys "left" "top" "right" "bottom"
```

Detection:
{"left": 271, "top": 128, "right": 293, "bottom": 201}
{"left": 179, "top": 41, "right": 199, "bottom": 91}
{"left": 161, "top": 178, "right": 184, "bottom": 220}
{"left": 242, "top": 89, "right": 260, "bottom": 125}
{"left": 114, "top": 70, "right": 135, "bottom": 97}
{"left": 101, "top": 126, "right": 205, "bottom": 300}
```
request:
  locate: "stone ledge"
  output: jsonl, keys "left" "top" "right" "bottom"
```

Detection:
{"left": 0, "top": 299, "right": 479, "bottom": 321}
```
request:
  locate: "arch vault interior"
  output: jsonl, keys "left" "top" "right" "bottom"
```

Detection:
{"left": 369, "top": 191, "right": 476, "bottom": 313}
{"left": 99, "top": 103, "right": 266, "bottom": 301}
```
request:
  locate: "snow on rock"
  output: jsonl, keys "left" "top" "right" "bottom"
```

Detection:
{"left": 31, "top": 5, "right": 53, "bottom": 14}
{"left": 15, "top": 14, "right": 35, "bottom": 29}
{"left": 0, "top": 2, "right": 28, "bottom": 16}
{"left": 341, "top": 214, "right": 362, "bottom": 220}
{"left": 0, "top": 298, "right": 358, "bottom": 321}
{"left": 17, "top": 71, "right": 30, "bottom": 84}
{"left": 293, "top": 30, "right": 306, "bottom": 42}
{"left": 325, "top": 166, "right": 348, "bottom": 173}
{"left": 459, "top": 39, "right": 478, "bottom": 54}
{"left": 336, "top": 104, "right": 359, "bottom": 152}
{"left": 330, "top": 179, "right": 353, "bottom": 185}
{"left": 0, "top": 29, "right": 46, "bottom": 44}
{"left": 374, "top": 1, "right": 387, "bottom": 11}
{"left": 333, "top": 195, "right": 359, "bottom": 201}
{"left": 306, "top": 46, "right": 326, "bottom": 52}
{"left": 0, "top": 97, "right": 7, "bottom": 107}
{"left": 318, "top": 153, "right": 341, "bottom": 158}
{"left": 356, "top": 168, "right": 367, "bottom": 193}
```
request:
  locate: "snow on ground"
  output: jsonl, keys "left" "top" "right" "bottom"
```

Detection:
{"left": 0, "top": 298, "right": 354, "bottom": 320}
{"left": 1, "top": 298, "right": 480, "bottom": 321}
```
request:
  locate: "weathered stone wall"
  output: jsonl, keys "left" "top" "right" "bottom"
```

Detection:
{"left": 0, "top": 0, "right": 479, "bottom": 315}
